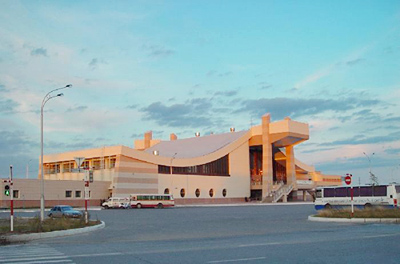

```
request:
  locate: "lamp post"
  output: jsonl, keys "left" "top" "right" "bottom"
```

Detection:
{"left": 26, "top": 159, "right": 32, "bottom": 179}
{"left": 40, "top": 84, "right": 72, "bottom": 221}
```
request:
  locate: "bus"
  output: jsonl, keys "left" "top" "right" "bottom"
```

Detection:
{"left": 130, "top": 194, "right": 175, "bottom": 209}
{"left": 314, "top": 184, "right": 400, "bottom": 210}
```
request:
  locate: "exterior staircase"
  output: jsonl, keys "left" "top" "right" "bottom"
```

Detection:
{"left": 271, "top": 182, "right": 294, "bottom": 203}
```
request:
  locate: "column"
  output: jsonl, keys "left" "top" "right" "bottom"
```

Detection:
{"left": 286, "top": 145, "right": 297, "bottom": 190}
{"left": 262, "top": 113, "right": 273, "bottom": 199}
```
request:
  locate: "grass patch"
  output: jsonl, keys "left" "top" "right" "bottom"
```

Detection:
{"left": 0, "top": 216, "right": 101, "bottom": 234}
{"left": 316, "top": 207, "right": 400, "bottom": 218}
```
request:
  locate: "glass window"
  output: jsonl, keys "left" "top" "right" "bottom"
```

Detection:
{"left": 316, "top": 189, "right": 322, "bottom": 198}
{"left": 360, "top": 186, "right": 373, "bottom": 197}
{"left": 335, "top": 188, "right": 347, "bottom": 197}
{"left": 324, "top": 188, "right": 334, "bottom": 197}
{"left": 164, "top": 188, "right": 170, "bottom": 194}
{"left": 209, "top": 189, "right": 214, "bottom": 198}
{"left": 65, "top": 190, "right": 72, "bottom": 198}
{"left": 373, "top": 186, "right": 387, "bottom": 196}
{"left": 180, "top": 189, "right": 185, "bottom": 198}
{"left": 222, "top": 189, "right": 227, "bottom": 197}
{"left": 195, "top": 189, "right": 200, "bottom": 198}
{"left": 396, "top": 186, "right": 400, "bottom": 193}
{"left": 13, "top": 190, "right": 19, "bottom": 199}
{"left": 75, "top": 190, "right": 81, "bottom": 198}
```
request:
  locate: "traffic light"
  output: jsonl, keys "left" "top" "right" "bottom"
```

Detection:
{"left": 4, "top": 185, "right": 10, "bottom": 196}
{"left": 89, "top": 171, "right": 94, "bottom": 183}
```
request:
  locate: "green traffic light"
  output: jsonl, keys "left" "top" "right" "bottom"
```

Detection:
{"left": 4, "top": 185, "right": 10, "bottom": 196}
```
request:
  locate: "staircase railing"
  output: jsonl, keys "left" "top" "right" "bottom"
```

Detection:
{"left": 272, "top": 182, "right": 294, "bottom": 203}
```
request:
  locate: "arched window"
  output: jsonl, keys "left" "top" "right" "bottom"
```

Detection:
{"left": 180, "top": 188, "right": 186, "bottom": 198}
{"left": 195, "top": 189, "right": 201, "bottom": 198}
{"left": 209, "top": 189, "right": 214, "bottom": 197}
{"left": 222, "top": 189, "right": 227, "bottom": 197}
{"left": 164, "top": 188, "right": 170, "bottom": 194}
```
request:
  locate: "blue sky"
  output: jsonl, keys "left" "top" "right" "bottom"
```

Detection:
{"left": 1, "top": 0, "right": 400, "bottom": 184}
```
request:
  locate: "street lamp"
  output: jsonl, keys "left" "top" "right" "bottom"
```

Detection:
{"left": 40, "top": 84, "right": 72, "bottom": 221}
{"left": 363, "top": 152, "right": 378, "bottom": 185}
{"left": 26, "top": 159, "right": 32, "bottom": 179}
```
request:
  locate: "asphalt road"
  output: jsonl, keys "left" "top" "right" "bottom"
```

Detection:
{"left": 1, "top": 204, "right": 400, "bottom": 263}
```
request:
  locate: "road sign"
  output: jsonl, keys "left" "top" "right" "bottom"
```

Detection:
{"left": 345, "top": 175, "right": 352, "bottom": 185}
{"left": 74, "top": 157, "right": 85, "bottom": 167}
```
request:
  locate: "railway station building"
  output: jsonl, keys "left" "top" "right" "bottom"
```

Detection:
{"left": 1, "top": 113, "right": 341, "bottom": 208}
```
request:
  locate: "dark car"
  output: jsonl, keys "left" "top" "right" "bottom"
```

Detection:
{"left": 48, "top": 205, "right": 83, "bottom": 218}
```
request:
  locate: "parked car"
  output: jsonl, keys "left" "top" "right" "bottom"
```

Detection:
{"left": 48, "top": 205, "right": 83, "bottom": 218}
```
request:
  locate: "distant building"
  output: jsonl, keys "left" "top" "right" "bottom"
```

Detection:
{"left": 1, "top": 113, "right": 341, "bottom": 208}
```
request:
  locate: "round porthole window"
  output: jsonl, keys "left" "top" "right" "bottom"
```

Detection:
{"left": 164, "top": 188, "right": 170, "bottom": 194}
{"left": 209, "top": 189, "right": 214, "bottom": 197}
{"left": 180, "top": 188, "right": 185, "bottom": 198}
{"left": 195, "top": 188, "right": 201, "bottom": 197}
{"left": 222, "top": 189, "right": 227, "bottom": 197}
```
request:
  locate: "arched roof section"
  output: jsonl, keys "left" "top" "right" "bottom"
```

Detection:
{"left": 122, "top": 130, "right": 251, "bottom": 167}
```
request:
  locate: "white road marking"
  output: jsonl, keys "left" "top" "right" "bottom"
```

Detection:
{"left": 0, "top": 244, "right": 75, "bottom": 264}
{"left": 207, "top": 257, "right": 267, "bottom": 263}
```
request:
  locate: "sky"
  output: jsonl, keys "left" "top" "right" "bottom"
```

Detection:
{"left": 0, "top": 0, "right": 400, "bottom": 184}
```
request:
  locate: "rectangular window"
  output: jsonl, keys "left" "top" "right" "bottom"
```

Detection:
{"left": 324, "top": 188, "right": 335, "bottom": 197}
{"left": 396, "top": 186, "right": 400, "bottom": 193}
{"left": 373, "top": 186, "right": 387, "bottom": 196}
{"left": 109, "top": 158, "right": 116, "bottom": 168}
{"left": 63, "top": 162, "right": 73, "bottom": 173}
{"left": 65, "top": 190, "right": 72, "bottom": 198}
{"left": 360, "top": 186, "right": 373, "bottom": 197}
{"left": 93, "top": 160, "right": 101, "bottom": 170}
{"left": 13, "top": 190, "right": 19, "bottom": 199}
{"left": 335, "top": 188, "right": 347, "bottom": 197}
{"left": 75, "top": 190, "right": 81, "bottom": 198}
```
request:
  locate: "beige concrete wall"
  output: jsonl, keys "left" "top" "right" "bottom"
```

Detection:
{"left": 113, "top": 155, "right": 158, "bottom": 197}
{"left": 1, "top": 179, "right": 111, "bottom": 208}
{"left": 158, "top": 141, "right": 250, "bottom": 199}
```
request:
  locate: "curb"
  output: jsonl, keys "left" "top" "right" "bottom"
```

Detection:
{"left": 176, "top": 202, "right": 314, "bottom": 208}
{"left": 1, "top": 221, "right": 105, "bottom": 243}
{"left": 308, "top": 215, "right": 400, "bottom": 224}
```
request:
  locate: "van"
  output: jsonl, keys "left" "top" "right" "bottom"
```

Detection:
{"left": 102, "top": 197, "right": 130, "bottom": 209}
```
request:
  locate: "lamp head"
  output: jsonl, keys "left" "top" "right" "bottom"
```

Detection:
{"left": 66, "top": 84, "right": 72, "bottom": 88}
{"left": 57, "top": 93, "right": 64, "bottom": 97}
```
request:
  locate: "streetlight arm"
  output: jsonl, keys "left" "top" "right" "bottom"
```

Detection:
{"left": 41, "top": 84, "right": 72, "bottom": 108}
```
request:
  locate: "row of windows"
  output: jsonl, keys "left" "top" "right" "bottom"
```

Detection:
{"left": 45, "top": 157, "right": 116, "bottom": 174}
{"left": 159, "top": 155, "right": 229, "bottom": 176}
{"left": 164, "top": 188, "right": 227, "bottom": 198}
{"left": 323, "top": 186, "right": 387, "bottom": 198}
{"left": 65, "top": 190, "right": 90, "bottom": 198}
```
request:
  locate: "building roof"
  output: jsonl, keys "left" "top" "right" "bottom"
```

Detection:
{"left": 145, "top": 130, "right": 248, "bottom": 159}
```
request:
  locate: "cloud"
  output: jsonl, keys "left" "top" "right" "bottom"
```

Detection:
{"left": 385, "top": 148, "right": 400, "bottom": 155}
{"left": 207, "top": 70, "right": 233, "bottom": 77}
{"left": 214, "top": 90, "right": 238, "bottom": 97}
{"left": 88, "top": 58, "right": 107, "bottom": 70}
{"left": 323, "top": 131, "right": 400, "bottom": 147}
{"left": 126, "top": 104, "right": 138, "bottom": 109}
{"left": 66, "top": 105, "right": 88, "bottom": 112}
{"left": 143, "top": 45, "right": 174, "bottom": 58}
{"left": 237, "top": 97, "right": 380, "bottom": 120}
{"left": 346, "top": 58, "right": 365, "bottom": 66}
{"left": 140, "top": 99, "right": 215, "bottom": 128}
{"left": 0, "top": 99, "right": 19, "bottom": 113}
{"left": 30, "top": 47, "right": 48, "bottom": 57}
{"left": 0, "top": 84, "right": 8, "bottom": 92}
{"left": 294, "top": 65, "right": 334, "bottom": 89}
